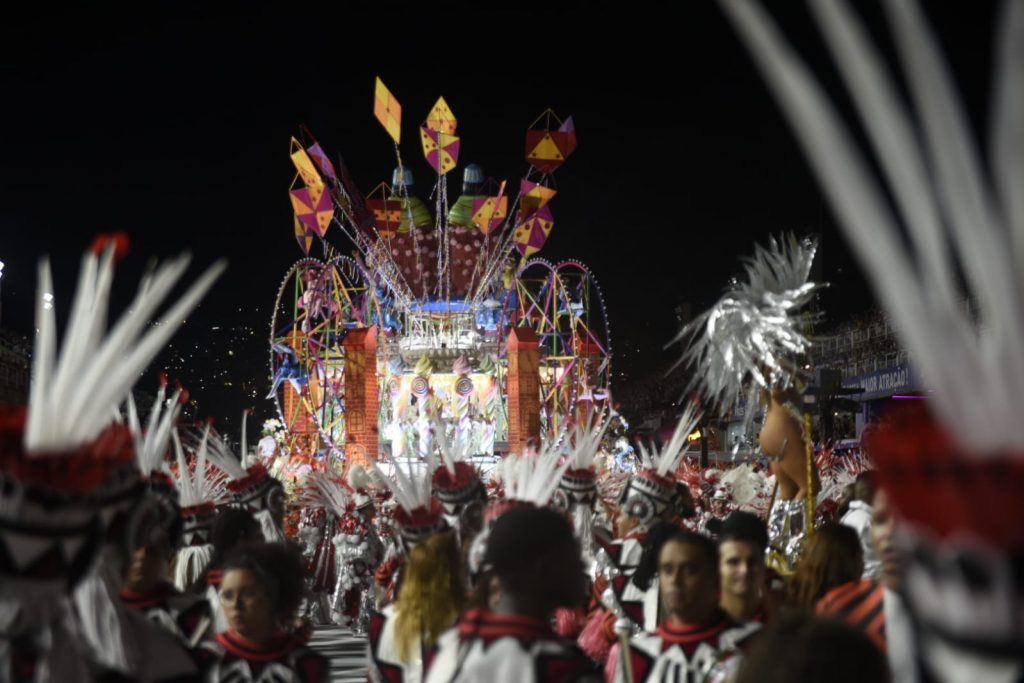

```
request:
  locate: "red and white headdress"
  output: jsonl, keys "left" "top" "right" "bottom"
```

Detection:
{"left": 0, "top": 243, "right": 223, "bottom": 592}
{"left": 619, "top": 402, "right": 702, "bottom": 527}
{"left": 125, "top": 380, "right": 185, "bottom": 552}
{"left": 431, "top": 424, "right": 482, "bottom": 516}
{"left": 169, "top": 426, "right": 228, "bottom": 590}
{"left": 375, "top": 450, "right": 444, "bottom": 550}
{"left": 555, "top": 414, "right": 611, "bottom": 510}
{"left": 203, "top": 411, "right": 285, "bottom": 542}
{"left": 467, "top": 438, "right": 569, "bottom": 576}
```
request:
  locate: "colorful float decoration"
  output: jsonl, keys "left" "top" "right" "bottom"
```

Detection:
{"left": 268, "top": 79, "right": 612, "bottom": 470}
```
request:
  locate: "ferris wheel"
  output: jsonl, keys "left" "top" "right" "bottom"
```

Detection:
{"left": 500, "top": 258, "right": 612, "bottom": 437}
{"left": 268, "top": 255, "right": 388, "bottom": 454}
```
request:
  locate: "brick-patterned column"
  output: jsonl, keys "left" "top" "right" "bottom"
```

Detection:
{"left": 282, "top": 330, "right": 316, "bottom": 434}
{"left": 507, "top": 327, "right": 540, "bottom": 454}
{"left": 343, "top": 326, "right": 378, "bottom": 468}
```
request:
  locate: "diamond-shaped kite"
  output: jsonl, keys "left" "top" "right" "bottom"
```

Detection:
{"left": 420, "top": 126, "right": 460, "bottom": 175}
{"left": 471, "top": 181, "right": 508, "bottom": 235}
{"left": 425, "top": 96, "right": 457, "bottom": 135}
{"left": 513, "top": 205, "right": 554, "bottom": 257}
{"left": 374, "top": 77, "right": 402, "bottom": 144}
{"left": 290, "top": 182, "right": 333, "bottom": 238}
{"left": 525, "top": 110, "right": 577, "bottom": 174}
{"left": 294, "top": 215, "right": 314, "bottom": 255}
{"left": 519, "top": 178, "right": 557, "bottom": 210}
{"left": 290, "top": 138, "right": 325, "bottom": 193}
{"left": 306, "top": 142, "right": 338, "bottom": 184}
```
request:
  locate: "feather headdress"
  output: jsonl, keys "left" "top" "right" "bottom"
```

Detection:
{"left": 635, "top": 401, "right": 703, "bottom": 480}
{"left": 374, "top": 449, "right": 444, "bottom": 547}
{"left": 126, "top": 380, "right": 182, "bottom": 479}
{"left": 670, "top": 234, "right": 822, "bottom": 439}
{"left": 431, "top": 423, "right": 480, "bottom": 510}
{"left": 25, "top": 245, "right": 225, "bottom": 454}
{"left": 502, "top": 441, "right": 571, "bottom": 508}
{"left": 619, "top": 402, "right": 703, "bottom": 527}
{"left": 300, "top": 469, "right": 352, "bottom": 518}
{"left": 169, "top": 426, "right": 227, "bottom": 591}
{"left": 200, "top": 412, "right": 284, "bottom": 541}
{"left": 0, "top": 242, "right": 222, "bottom": 590}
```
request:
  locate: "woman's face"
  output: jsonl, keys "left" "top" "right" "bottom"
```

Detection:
{"left": 220, "top": 568, "right": 275, "bottom": 642}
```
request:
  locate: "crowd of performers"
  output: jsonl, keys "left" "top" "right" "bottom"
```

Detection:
{"left": 339, "top": 403, "right": 908, "bottom": 683}
{"left": 0, "top": 230, "right": 903, "bottom": 683}
{"left": 0, "top": 243, "right": 331, "bottom": 683}
{"left": 5, "top": 2, "right": 1024, "bottom": 679}
{"left": 2, "top": 238, "right": 1016, "bottom": 683}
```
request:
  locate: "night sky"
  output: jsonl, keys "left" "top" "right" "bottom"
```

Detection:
{"left": 0, "top": 2, "right": 998, "bottom": 434}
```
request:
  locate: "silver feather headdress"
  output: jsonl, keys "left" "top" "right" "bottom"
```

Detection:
{"left": 670, "top": 233, "right": 823, "bottom": 437}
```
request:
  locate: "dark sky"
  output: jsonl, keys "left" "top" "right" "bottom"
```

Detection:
{"left": 0, "top": 2, "right": 998, "bottom": 429}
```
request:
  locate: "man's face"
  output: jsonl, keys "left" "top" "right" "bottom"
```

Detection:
{"left": 658, "top": 540, "right": 719, "bottom": 624}
{"left": 871, "top": 488, "right": 903, "bottom": 591}
{"left": 711, "top": 498, "right": 726, "bottom": 515}
{"left": 719, "top": 539, "right": 765, "bottom": 601}
{"left": 615, "top": 509, "right": 640, "bottom": 537}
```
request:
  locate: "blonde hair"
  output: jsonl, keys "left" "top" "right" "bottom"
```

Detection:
{"left": 393, "top": 530, "right": 464, "bottom": 662}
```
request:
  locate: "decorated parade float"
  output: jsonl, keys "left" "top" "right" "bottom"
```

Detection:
{"left": 265, "top": 79, "right": 612, "bottom": 483}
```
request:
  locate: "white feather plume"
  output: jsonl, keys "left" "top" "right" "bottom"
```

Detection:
{"left": 635, "top": 402, "right": 703, "bottom": 478}
{"left": 504, "top": 440, "right": 571, "bottom": 506}
{"left": 717, "top": 0, "right": 1024, "bottom": 453}
{"left": 567, "top": 412, "right": 612, "bottom": 471}
{"left": 720, "top": 464, "right": 770, "bottom": 510}
{"left": 301, "top": 470, "right": 351, "bottom": 518}
{"left": 25, "top": 246, "right": 226, "bottom": 454}
{"left": 433, "top": 421, "right": 470, "bottom": 476}
{"left": 373, "top": 449, "right": 438, "bottom": 514}
{"left": 170, "top": 427, "right": 228, "bottom": 508}
{"left": 127, "top": 385, "right": 182, "bottom": 477}
{"left": 347, "top": 464, "right": 372, "bottom": 491}
{"left": 200, "top": 429, "right": 248, "bottom": 481}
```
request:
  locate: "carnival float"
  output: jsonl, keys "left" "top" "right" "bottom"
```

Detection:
{"left": 267, "top": 79, "right": 612, "bottom": 477}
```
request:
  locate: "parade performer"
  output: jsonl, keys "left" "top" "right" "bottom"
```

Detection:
{"left": 716, "top": 0, "right": 1024, "bottom": 677}
{"left": 451, "top": 355, "right": 474, "bottom": 453}
{"left": 717, "top": 512, "right": 771, "bottom": 624}
{"left": 0, "top": 240, "right": 221, "bottom": 682}
{"left": 425, "top": 506, "right": 599, "bottom": 683}
{"left": 672, "top": 233, "right": 823, "bottom": 575}
{"left": 193, "top": 506, "right": 263, "bottom": 635}
{"left": 169, "top": 428, "right": 228, "bottom": 593}
{"left": 205, "top": 411, "right": 288, "bottom": 543}
{"left": 369, "top": 530, "right": 464, "bottom": 683}
{"left": 554, "top": 416, "right": 611, "bottom": 574}
{"left": 466, "top": 438, "right": 570, "bottom": 582}
{"left": 412, "top": 357, "right": 437, "bottom": 458}
{"left": 431, "top": 426, "right": 485, "bottom": 541}
{"left": 608, "top": 531, "right": 759, "bottom": 683}
{"left": 119, "top": 383, "right": 214, "bottom": 649}
{"left": 368, "top": 452, "right": 449, "bottom": 682}
{"left": 299, "top": 470, "right": 381, "bottom": 630}
{"left": 200, "top": 543, "right": 329, "bottom": 682}
{"left": 580, "top": 404, "right": 701, "bottom": 662}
